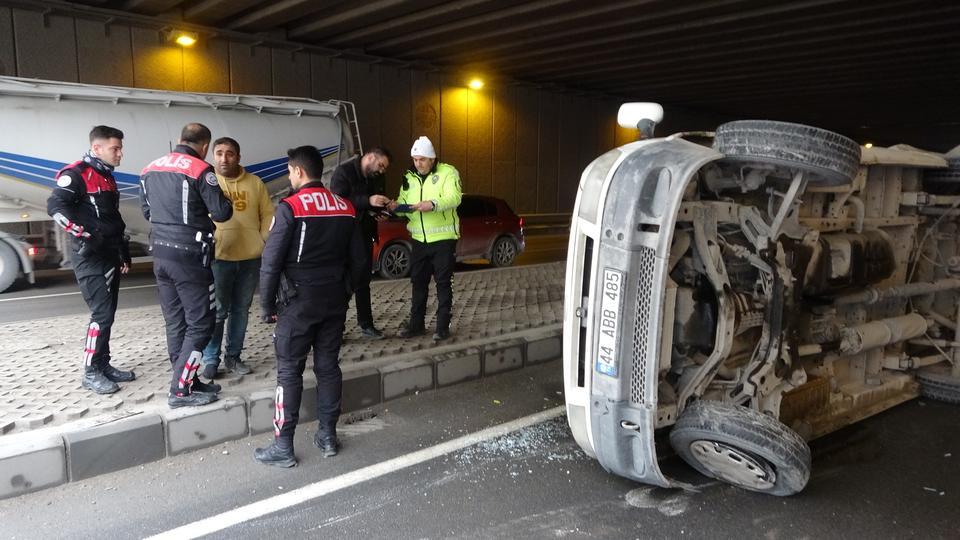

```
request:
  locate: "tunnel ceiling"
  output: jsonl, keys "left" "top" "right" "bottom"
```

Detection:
{"left": 46, "top": 0, "right": 960, "bottom": 149}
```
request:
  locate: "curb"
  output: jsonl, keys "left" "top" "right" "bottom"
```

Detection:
{"left": 0, "top": 324, "right": 562, "bottom": 500}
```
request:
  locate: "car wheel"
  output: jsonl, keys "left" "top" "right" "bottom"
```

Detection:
{"left": 712, "top": 120, "right": 862, "bottom": 186}
{"left": 490, "top": 237, "right": 517, "bottom": 268}
{"left": 669, "top": 400, "right": 811, "bottom": 496}
{"left": 379, "top": 243, "right": 411, "bottom": 280}
{"left": 915, "top": 363, "right": 960, "bottom": 404}
{"left": 0, "top": 242, "right": 19, "bottom": 293}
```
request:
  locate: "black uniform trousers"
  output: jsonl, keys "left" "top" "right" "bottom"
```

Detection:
{"left": 154, "top": 257, "right": 215, "bottom": 395}
{"left": 350, "top": 237, "right": 375, "bottom": 329}
{"left": 273, "top": 283, "right": 348, "bottom": 442}
{"left": 74, "top": 256, "right": 122, "bottom": 374}
{"left": 409, "top": 239, "right": 456, "bottom": 332}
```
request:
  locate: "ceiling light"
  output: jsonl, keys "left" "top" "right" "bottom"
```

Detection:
{"left": 173, "top": 32, "right": 198, "bottom": 47}
{"left": 468, "top": 78, "right": 484, "bottom": 90}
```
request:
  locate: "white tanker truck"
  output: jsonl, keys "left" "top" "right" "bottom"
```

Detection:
{"left": 0, "top": 76, "right": 362, "bottom": 292}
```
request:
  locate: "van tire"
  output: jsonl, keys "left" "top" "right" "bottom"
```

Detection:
{"left": 0, "top": 242, "right": 20, "bottom": 293}
{"left": 713, "top": 120, "right": 861, "bottom": 186}
{"left": 379, "top": 243, "right": 411, "bottom": 280}
{"left": 670, "top": 400, "right": 811, "bottom": 496}
{"left": 915, "top": 364, "right": 960, "bottom": 405}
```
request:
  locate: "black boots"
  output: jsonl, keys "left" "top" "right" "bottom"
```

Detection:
{"left": 254, "top": 439, "right": 297, "bottom": 468}
{"left": 191, "top": 379, "right": 222, "bottom": 394}
{"left": 314, "top": 432, "right": 340, "bottom": 458}
{"left": 82, "top": 370, "right": 119, "bottom": 394}
{"left": 168, "top": 391, "right": 218, "bottom": 408}
{"left": 225, "top": 356, "right": 252, "bottom": 375}
{"left": 398, "top": 324, "right": 425, "bottom": 338}
{"left": 102, "top": 363, "right": 136, "bottom": 382}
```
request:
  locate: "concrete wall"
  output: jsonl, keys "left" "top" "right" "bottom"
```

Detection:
{"left": 0, "top": 6, "right": 719, "bottom": 213}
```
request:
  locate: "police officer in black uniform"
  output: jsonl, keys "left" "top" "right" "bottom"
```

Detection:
{"left": 255, "top": 145, "right": 366, "bottom": 467}
{"left": 329, "top": 146, "right": 392, "bottom": 339}
{"left": 47, "top": 125, "right": 135, "bottom": 394}
{"left": 139, "top": 123, "right": 232, "bottom": 408}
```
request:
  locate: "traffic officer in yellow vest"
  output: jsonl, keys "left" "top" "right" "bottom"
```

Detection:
{"left": 388, "top": 136, "right": 462, "bottom": 341}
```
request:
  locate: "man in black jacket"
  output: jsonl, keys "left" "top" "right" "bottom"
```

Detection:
{"left": 139, "top": 123, "right": 233, "bottom": 408}
{"left": 255, "top": 145, "right": 366, "bottom": 467}
{"left": 47, "top": 125, "right": 135, "bottom": 394}
{"left": 329, "top": 147, "right": 392, "bottom": 339}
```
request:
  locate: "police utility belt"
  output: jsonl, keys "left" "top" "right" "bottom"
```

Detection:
{"left": 150, "top": 229, "right": 214, "bottom": 268}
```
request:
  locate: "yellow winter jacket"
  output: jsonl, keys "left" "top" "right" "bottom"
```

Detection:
{"left": 213, "top": 167, "right": 274, "bottom": 261}
{"left": 397, "top": 162, "right": 463, "bottom": 242}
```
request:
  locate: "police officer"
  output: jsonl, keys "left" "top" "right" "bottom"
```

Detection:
{"left": 329, "top": 146, "right": 392, "bottom": 339}
{"left": 139, "top": 123, "right": 232, "bottom": 408}
{"left": 255, "top": 145, "right": 366, "bottom": 467}
{"left": 47, "top": 125, "right": 135, "bottom": 394}
{"left": 389, "top": 136, "right": 462, "bottom": 341}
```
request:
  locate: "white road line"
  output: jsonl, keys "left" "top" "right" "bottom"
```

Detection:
{"left": 0, "top": 284, "right": 156, "bottom": 302}
{"left": 146, "top": 405, "right": 566, "bottom": 540}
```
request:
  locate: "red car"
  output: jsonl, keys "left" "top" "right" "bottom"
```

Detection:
{"left": 373, "top": 194, "right": 525, "bottom": 279}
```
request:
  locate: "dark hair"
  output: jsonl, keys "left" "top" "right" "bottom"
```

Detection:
{"left": 180, "top": 123, "right": 212, "bottom": 145}
{"left": 89, "top": 125, "right": 124, "bottom": 143}
{"left": 366, "top": 146, "right": 392, "bottom": 162}
{"left": 213, "top": 137, "right": 240, "bottom": 154}
{"left": 286, "top": 145, "right": 325, "bottom": 180}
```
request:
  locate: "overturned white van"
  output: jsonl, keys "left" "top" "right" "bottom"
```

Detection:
{"left": 0, "top": 76, "right": 361, "bottom": 292}
{"left": 564, "top": 104, "right": 959, "bottom": 495}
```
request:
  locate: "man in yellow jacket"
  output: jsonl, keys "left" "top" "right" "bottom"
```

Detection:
{"left": 389, "top": 136, "right": 462, "bottom": 341}
{"left": 201, "top": 137, "right": 274, "bottom": 379}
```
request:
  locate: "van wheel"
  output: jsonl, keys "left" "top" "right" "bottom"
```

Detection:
{"left": 915, "top": 363, "right": 960, "bottom": 405}
{"left": 713, "top": 120, "right": 861, "bottom": 186}
{"left": 0, "top": 242, "right": 19, "bottom": 293}
{"left": 491, "top": 237, "right": 517, "bottom": 267}
{"left": 669, "top": 400, "right": 811, "bottom": 496}
{"left": 379, "top": 244, "right": 411, "bottom": 280}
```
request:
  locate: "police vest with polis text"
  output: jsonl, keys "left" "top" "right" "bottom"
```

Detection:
{"left": 399, "top": 162, "right": 463, "bottom": 243}
{"left": 275, "top": 183, "right": 358, "bottom": 282}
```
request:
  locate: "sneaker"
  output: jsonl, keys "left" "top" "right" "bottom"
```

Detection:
{"left": 168, "top": 392, "right": 218, "bottom": 408}
{"left": 360, "top": 326, "right": 385, "bottom": 340}
{"left": 432, "top": 329, "right": 450, "bottom": 342}
{"left": 397, "top": 325, "right": 425, "bottom": 338}
{"left": 82, "top": 370, "right": 119, "bottom": 394}
{"left": 201, "top": 362, "right": 218, "bottom": 380}
{"left": 254, "top": 440, "right": 297, "bottom": 468}
{"left": 192, "top": 379, "right": 222, "bottom": 394}
{"left": 101, "top": 364, "right": 136, "bottom": 383}
{"left": 225, "top": 357, "right": 252, "bottom": 375}
{"left": 313, "top": 433, "right": 340, "bottom": 458}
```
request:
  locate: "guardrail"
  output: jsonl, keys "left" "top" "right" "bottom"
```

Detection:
{"left": 520, "top": 213, "right": 571, "bottom": 235}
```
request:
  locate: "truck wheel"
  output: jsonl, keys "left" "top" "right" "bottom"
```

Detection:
{"left": 713, "top": 120, "right": 861, "bottom": 186}
{"left": 669, "top": 400, "right": 811, "bottom": 496}
{"left": 0, "top": 242, "right": 19, "bottom": 293}
{"left": 379, "top": 243, "right": 411, "bottom": 280}
{"left": 490, "top": 237, "right": 518, "bottom": 267}
{"left": 923, "top": 157, "right": 960, "bottom": 195}
{"left": 915, "top": 363, "right": 960, "bottom": 405}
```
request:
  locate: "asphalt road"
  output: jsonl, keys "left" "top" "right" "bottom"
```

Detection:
{"left": 0, "top": 234, "right": 568, "bottom": 324}
{"left": 1, "top": 361, "right": 957, "bottom": 539}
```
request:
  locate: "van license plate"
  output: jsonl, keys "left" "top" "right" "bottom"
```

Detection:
{"left": 596, "top": 268, "right": 624, "bottom": 377}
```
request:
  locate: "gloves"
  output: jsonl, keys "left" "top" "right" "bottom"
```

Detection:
{"left": 53, "top": 213, "right": 90, "bottom": 239}
{"left": 120, "top": 235, "right": 132, "bottom": 265}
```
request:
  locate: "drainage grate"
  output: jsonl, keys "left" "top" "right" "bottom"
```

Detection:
{"left": 630, "top": 246, "right": 657, "bottom": 404}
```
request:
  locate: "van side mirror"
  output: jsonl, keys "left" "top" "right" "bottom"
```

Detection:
{"left": 617, "top": 102, "right": 664, "bottom": 139}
